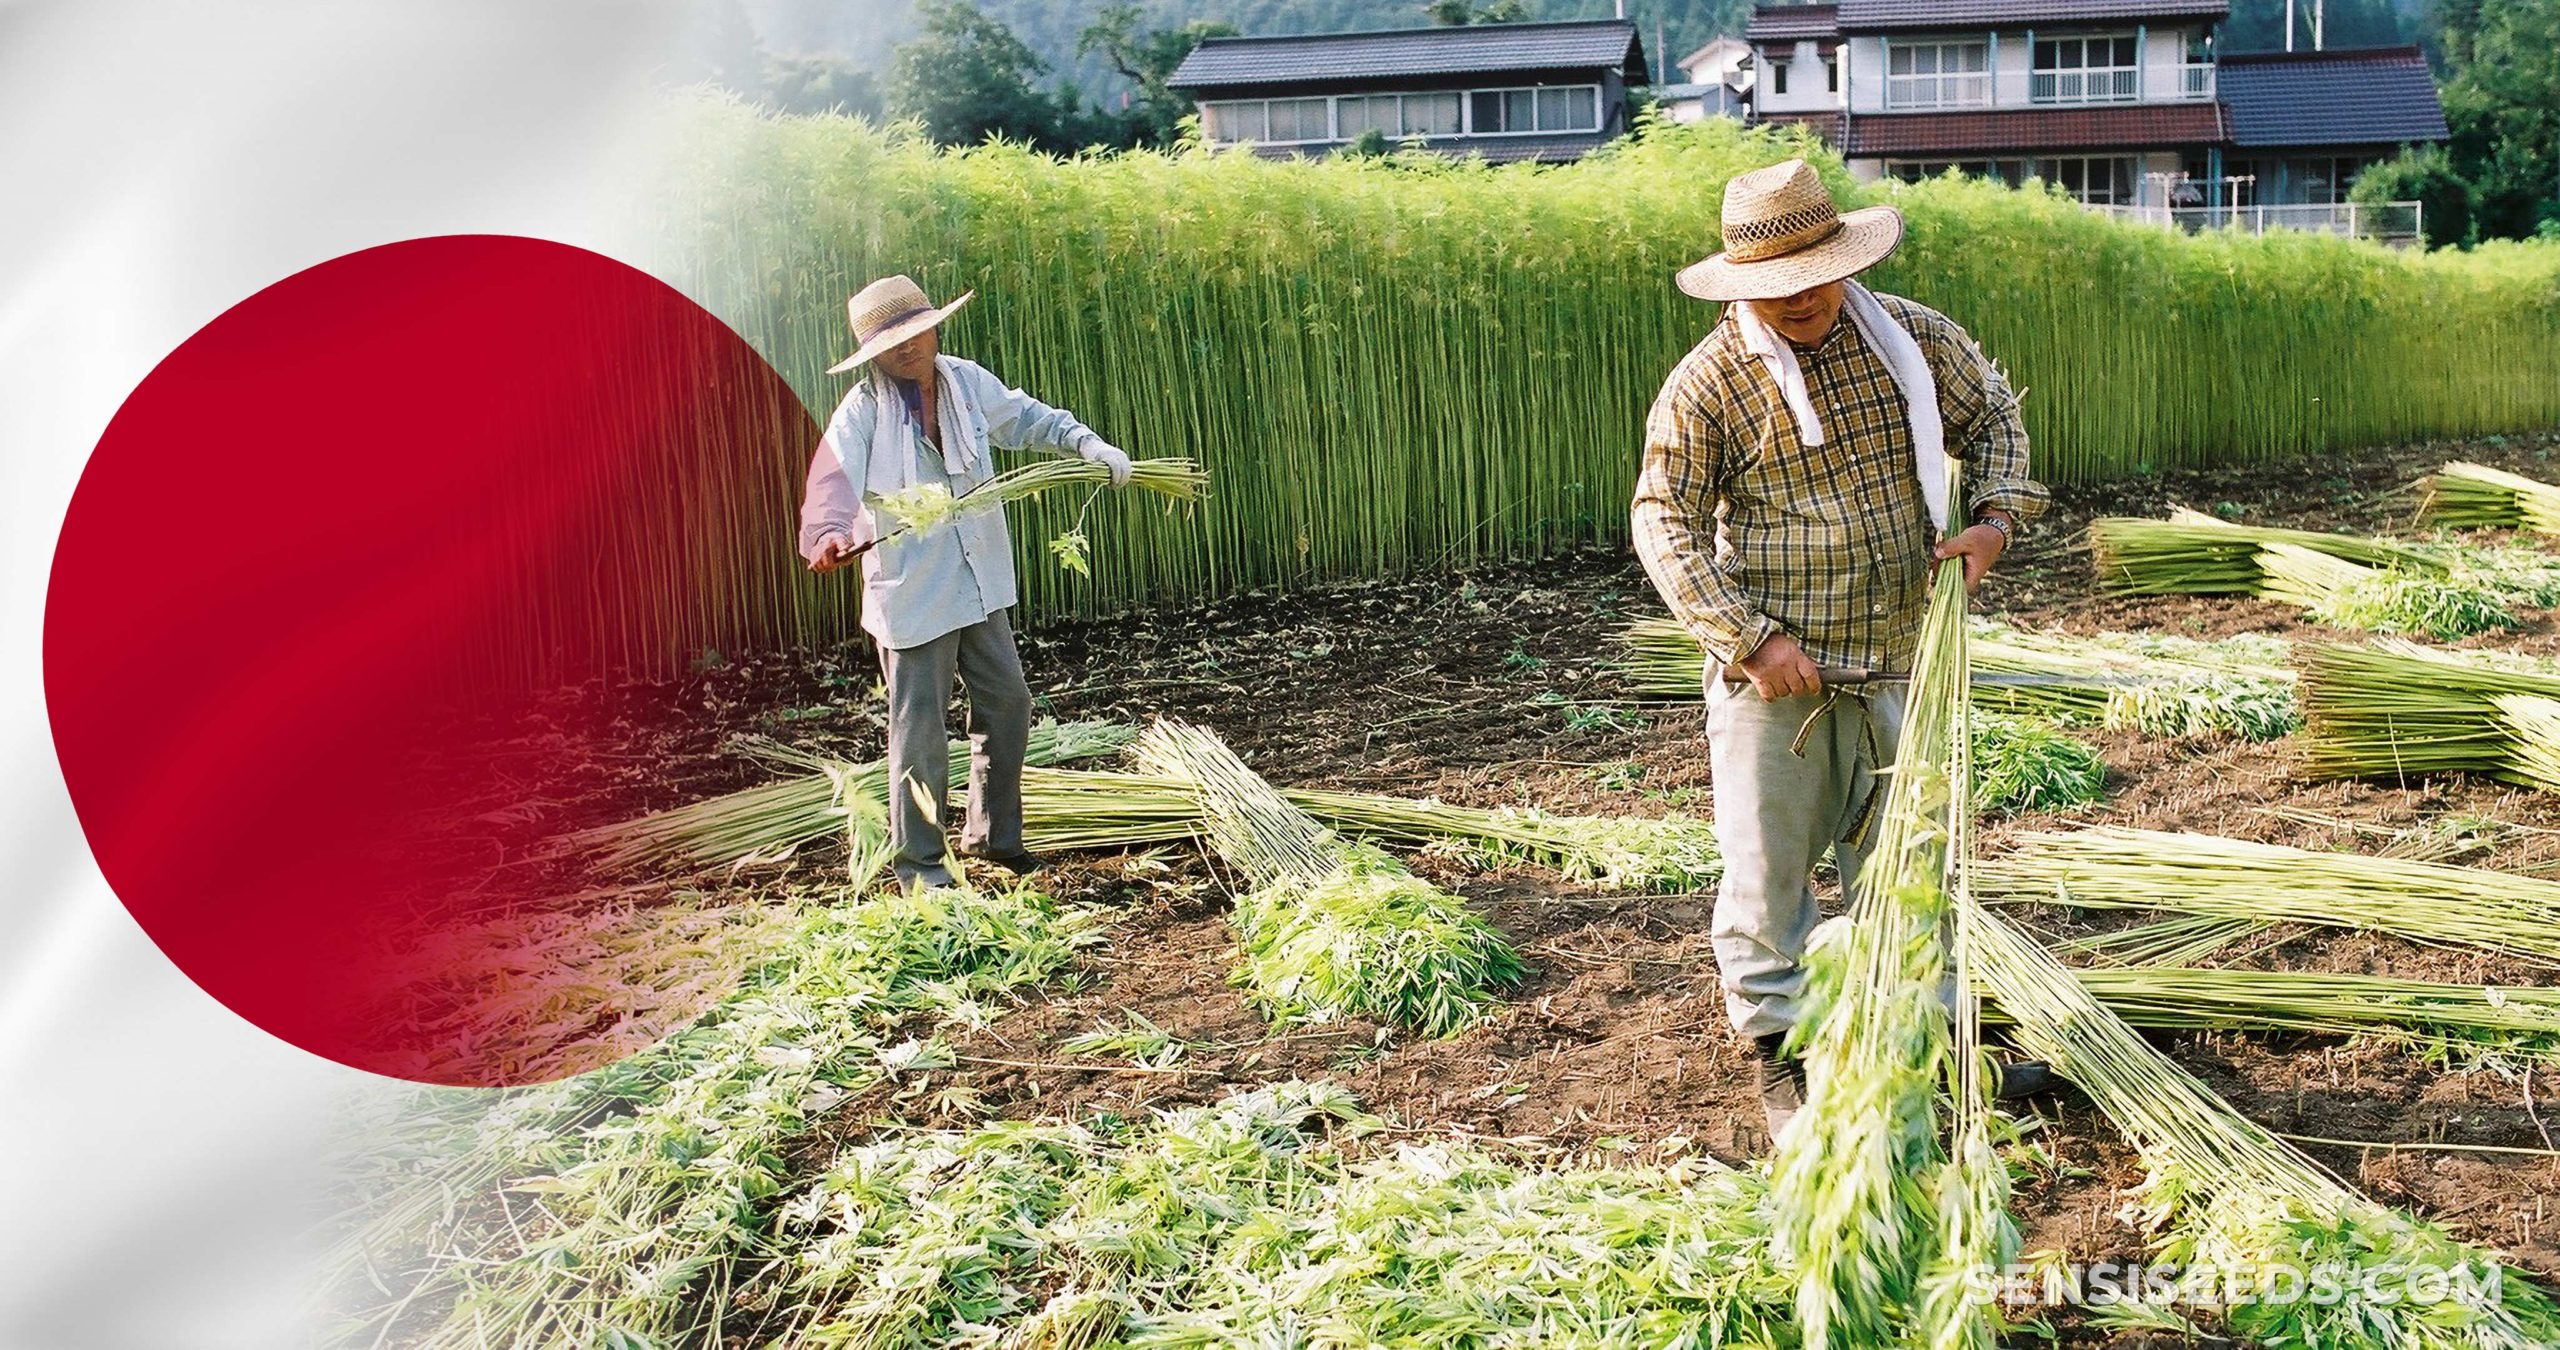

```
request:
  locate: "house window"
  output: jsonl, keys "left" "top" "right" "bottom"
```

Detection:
{"left": 1886, "top": 158, "right": 2026, "bottom": 187}
{"left": 2298, "top": 155, "right": 2372, "bottom": 204}
{"left": 2034, "top": 155, "right": 2136, "bottom": 204}
{"left": 1771, "top": 60, "right": 1789, "bottom": 95}
{"left": 1202, "top": 101, "right": 1268, "bottom": 143}
{"left": 1467, "top": 85, "right": 1600, "bottom": 133}
{"left": 1825, "top": 53, "right": 1839, "bottom": 92}
{"left": 2032, "top": 34, "right": 2140, "bottom": 104}
{"left": 1265, "top": 97, "right": 1331, "bottom": 142}
{"left": 1887, "top": 41, "right": 1990, "bottom": 109}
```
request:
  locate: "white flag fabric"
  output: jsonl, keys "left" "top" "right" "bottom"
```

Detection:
{"left": 0, "top": 4, "right": 723, "bottom": 1344}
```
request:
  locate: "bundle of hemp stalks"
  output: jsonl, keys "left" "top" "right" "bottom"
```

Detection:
{"left": 1966, "top": 905, "right": 2560, "bottom": 1350}
{"left": 871, "top": 455, "right": 1208, "bottom": 533}
{"left": 2422, "top": 460, "right": 2560, "bottom": 537}
{"left": 1770, "top": 559, "right": 2011, "bottom": 1350}
{"left": 2089, "top": 508, "right": 2527, "bottom": 640}
{"left": 1130, "top": 718, "right": 1522, "bottom": 1037}
{"left": 2298, "top": 640, "right": 2560, "bottom": 792}
{"left": 552, "top": 736, "right": 1723, "bottom": 894}
{"left": 1974, "top": 825, "right": 2560, "bottom": 966}
{"left": 1619, "top": 614, "right": 2295, "bottom": 740}
{"left": 2053, "top": 965, "right": 2560, "bottom": 1068}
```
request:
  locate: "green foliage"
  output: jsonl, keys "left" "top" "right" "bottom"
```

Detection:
{"left": 2349, "top": 144, "right": 2475, "bottom": 248}
{"left": 1971, "top": 711, "right": 2106, "bottom": 813}
{"left": 639, "top": 107, "right": 2560, "bottom": 656}
{"left": 760, "top": 53, "right": 886, "bottom": 119}
{"left": 2439, "top": 0, "right": 2560, "bottom": 241}
{"left": 1079, "top": 3, "right": 1237, "bottom": 145}
{"left": 767, "top": 1081, "right": 1791, "bottom": 1346}
{"left": 887, "top": 0, "right": 1116, "bottom": 152}
{"left": 1427, "top": 0, "right": 1533, "bottom": 21}
{"left": 332, "top": 882, "right": 1106, "bottom": 1349}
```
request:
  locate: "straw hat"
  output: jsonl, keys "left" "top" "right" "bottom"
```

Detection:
{"left": 1676, "top": 159, "right": 1904, "bottom": 303}
{"left": 826, "top": 274, "right": 975, "bottom": 375}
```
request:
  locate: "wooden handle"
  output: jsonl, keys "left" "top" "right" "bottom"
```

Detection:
{"left": 1717, "top": 665, "right": 1876, "bottom": 685}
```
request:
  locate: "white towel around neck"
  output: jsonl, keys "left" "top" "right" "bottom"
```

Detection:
{"left": 867, "top": 354, "right": 981, "bottom": 486}
{"left": 1732, "top": 280, "right": 1953, "bottom": 534}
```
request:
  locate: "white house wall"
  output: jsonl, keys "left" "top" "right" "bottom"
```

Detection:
{"left": 1755, "top": 39, "right": 1838, "bottom": 114}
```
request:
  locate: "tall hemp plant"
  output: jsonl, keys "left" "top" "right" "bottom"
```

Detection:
{"left": 1770, "top": 555, "right": 2014, "bottom": 1350}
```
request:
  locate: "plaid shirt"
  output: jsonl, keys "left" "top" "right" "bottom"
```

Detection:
{"left": 1632, "top": 292, "right": 2048, "bottom": 672}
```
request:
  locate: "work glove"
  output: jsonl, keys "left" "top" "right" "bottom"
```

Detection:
{"left": 1081, "top": 440, "right": 1134, "bottom": 488}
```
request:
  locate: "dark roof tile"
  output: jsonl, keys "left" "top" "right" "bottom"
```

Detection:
{"left": 1746, "top": 4, "right": 1841, "bottom": 40}
{"left": 1169, "top": 20, "right": 1646, "bottom": 90}
{"left": 1842, "top": 101, "right": 2225, "bottom": 153}
{"left": 2217, "top": 45, "right": 2448, "bottom": 147}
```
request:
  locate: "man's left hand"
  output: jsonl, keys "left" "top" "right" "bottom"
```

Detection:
{"left": 1084, "top": 442, "right": 1134, "bottom": 487}
{"left": 1931, "top": 520, "right": 2008, "bottom": 594}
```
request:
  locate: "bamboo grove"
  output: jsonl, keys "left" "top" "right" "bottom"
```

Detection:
{"left": 580, "top": 96, "right": 2560, "bottom": 670}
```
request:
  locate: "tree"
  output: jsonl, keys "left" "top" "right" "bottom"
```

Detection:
{"left": 670, "top": 0, "right": 769, "bottom": 98}
{"left": 763, "top": 54, "right": 885, "bottom": 119}
{"left": 2349, "top": 144, "right": 2475, "bottom": 246}
{"left": 886, "top": 0, "right": 1107, "bottom": 152}
{"left": 2435, "top": 0, "right": 2560, "bottom": 239}
{"left": 1078, "top": 3, "right": 1239, "bottom": 146}
{"left": 1427, "top": 0, "right": 1533, "bottom": 24}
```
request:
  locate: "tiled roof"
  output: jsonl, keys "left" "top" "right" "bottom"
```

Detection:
{"left": 1746, "top": 4, "right": 1841, "bottom": 40}
{"left": 1169, "top": 20, "right": 1647, "bottom": 90}
{"left": 2217, "top": 45, "right": 2448, "bottom": 147}
{"left": 1844, "top": 101, "right": 2226, "bottom": 153}
{"left": 1833, "top": 0, "right": 2226, "bottom": 30}
{"left": 1755, "top": 110, "right": 1846, "bottom": 142}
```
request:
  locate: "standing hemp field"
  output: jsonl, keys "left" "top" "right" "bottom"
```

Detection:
{"left": 562, "top": 101, "right": 2560, "bottom": 671}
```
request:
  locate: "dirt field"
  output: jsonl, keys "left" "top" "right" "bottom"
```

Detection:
{"left": 497, "top": 427, "right": 2560, "bottom": 1346}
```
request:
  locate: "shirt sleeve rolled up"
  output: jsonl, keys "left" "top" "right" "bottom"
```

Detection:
{"left": 1631, "top": 369, "right": 1779, "bottom": 669}
{"left": 1913, "top": 307, "right": 2049, "bottom": 533}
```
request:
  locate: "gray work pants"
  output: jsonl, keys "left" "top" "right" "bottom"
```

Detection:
{"left": 1704, "top": 677, "right": 1906, "bottom": 1038}
{"left": 880, "top": 611, "right": 1031, "bottom": 888}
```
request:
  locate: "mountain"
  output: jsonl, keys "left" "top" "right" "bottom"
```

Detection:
{"left": 738, "top": 0, "right": 2435, "bottom": 105}
{"left": 741, "top": 0, "right": 1750, "bottom": 91}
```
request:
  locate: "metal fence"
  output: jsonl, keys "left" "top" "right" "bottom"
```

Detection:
{"left": 2088, "top": 200, "right": 2424, "bottom": 246}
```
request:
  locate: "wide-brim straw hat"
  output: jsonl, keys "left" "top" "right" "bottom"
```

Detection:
{"left": 827, "top": 274, "right": 975, "bottom": 375}
{"left": 1676, "top": 158, "right": 1903, "bottom": 303}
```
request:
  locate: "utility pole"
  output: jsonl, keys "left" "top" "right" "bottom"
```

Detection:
{"left": 2314, "top": 0, "right": 2325, "bottom": 49}
{"left": 2285, "top": 0, "right": 2296, "bottom": 51}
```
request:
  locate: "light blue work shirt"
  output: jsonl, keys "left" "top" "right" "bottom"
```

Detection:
{"left": 797, "top": 354, "right": 1105, "bottom": 650}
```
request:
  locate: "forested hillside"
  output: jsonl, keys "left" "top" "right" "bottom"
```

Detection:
{"left": 746, "top": 0, "right": 2430, "bottom": 85}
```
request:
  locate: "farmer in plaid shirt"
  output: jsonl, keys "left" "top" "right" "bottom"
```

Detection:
{"left": 1632, "top": 159, "right": 2054, "bottom": 1138}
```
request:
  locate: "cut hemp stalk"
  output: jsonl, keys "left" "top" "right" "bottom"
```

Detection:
{"left": 2422, "top": 461, "right": 2560, "bottom": 537}
{"left": 555, "top": 740, "right": 1724, "bottom": 894}
{"left": 2090, "top": 508, "right": 2560, "bottom": 640}
{"left": 1130, "top": 718, "right": 1522, "bottom": 1037}
{"left": 1975, "top": 825, "right": 2560, "bottom": 967}
{"left": 2299, "top": 641, "right": 2560, "bottom": 791}
{"left": 1771, "top": 558, "right": 2012, "bottom": 1350}
{"left": 1968, "top": 905, "right": 2560, "bottom": 1350}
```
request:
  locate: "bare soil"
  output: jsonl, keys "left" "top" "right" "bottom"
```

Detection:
{"left": 525, "top": 427, "right": 2560, "bottom": 1347}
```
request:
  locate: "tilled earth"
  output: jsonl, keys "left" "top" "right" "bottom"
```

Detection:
{"left": 489, "top": 428, "right": 2560, "bottom": 1346}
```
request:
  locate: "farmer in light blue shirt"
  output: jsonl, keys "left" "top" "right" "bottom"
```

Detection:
{"left": 799, "top": 274, "right": 1133, "bottom": 890}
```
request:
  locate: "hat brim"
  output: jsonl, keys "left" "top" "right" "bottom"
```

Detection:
{"left": 826, "top": 291, "right": 975, "bottom": 374}
{"left": 1675, "top": 207, "right": 1903, "bottom": 303}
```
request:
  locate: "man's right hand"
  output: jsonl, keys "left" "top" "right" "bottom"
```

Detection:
{"left": 809, "top": 537, "right": 853, "bottom": 573}
{"left": 1737, "top": 632, "right": 1822, "bottom": 701}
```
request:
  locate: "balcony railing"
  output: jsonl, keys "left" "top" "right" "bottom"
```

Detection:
{"left": 2030, "top": 67, "right": 2138, "bottom": 103}
{"left": 2088, "top": 200, "right": 2424, "bottom": 246}
{"left": 2177, "top": 61, "right": 2215, "bottom": 97}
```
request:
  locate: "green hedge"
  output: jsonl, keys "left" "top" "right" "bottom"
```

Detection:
{"left": 631, "top": 97, "right": 2560, "bottom": 641}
